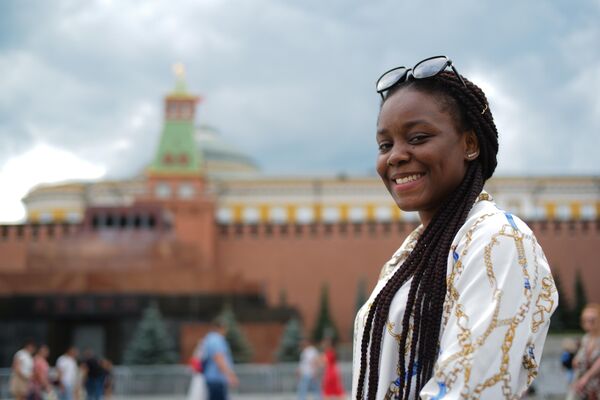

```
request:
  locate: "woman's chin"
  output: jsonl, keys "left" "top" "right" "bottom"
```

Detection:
{"left": 392, "top": 197, "right": 422, "bottom": 213}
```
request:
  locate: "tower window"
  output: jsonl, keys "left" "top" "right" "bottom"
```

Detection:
{"left": 163, "top": 154, "right": 174, "bottom": 165}
{"left": 167, "top": 103, "right": 177, "bottom": 118}
{"left": 178, "top": 184, "right": 195, "bottom": 199}
{"left": 180, "top": 103, "right": 191, "bottom": 118}
{"left": 155, "top": 183, "right": 172, "bottom": 199}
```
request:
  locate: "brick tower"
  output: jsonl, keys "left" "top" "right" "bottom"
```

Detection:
{"left": 144, "top": 64, "right": 216, "bottom": 268}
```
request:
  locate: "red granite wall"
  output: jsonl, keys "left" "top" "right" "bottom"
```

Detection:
{"left": 216, "top": 222, "right": 419, "bottom": 342}
{"left": 216, "top": 221, "right": 600, "bottom": 342}
{"left": 1, "top": 218, "right": 598, "bottom": 349}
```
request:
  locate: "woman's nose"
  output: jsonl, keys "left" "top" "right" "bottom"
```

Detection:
{"left": 386, "top": 143, "right": 411, "bottom": 166}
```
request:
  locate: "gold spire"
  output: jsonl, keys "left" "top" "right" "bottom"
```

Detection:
{"left": 171, "top": 62, "right": 188, "bottom": 95}
{"left": 173, "top": 62, "right": 186, "bottom": 80}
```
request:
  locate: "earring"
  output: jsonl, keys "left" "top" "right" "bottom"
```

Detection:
{"left": 466, "top": 152, "right": 478, "bottom": 159}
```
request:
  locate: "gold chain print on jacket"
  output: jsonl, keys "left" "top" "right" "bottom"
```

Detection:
{"left": 351, "top": 193, "right": 558, "bottom": 400}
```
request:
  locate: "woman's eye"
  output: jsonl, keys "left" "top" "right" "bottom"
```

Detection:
{"left": 378, "top": 142, "right": 392, "bottom": 152}
{"left": 408, "top": 134, "right": 429, "bottom": 144}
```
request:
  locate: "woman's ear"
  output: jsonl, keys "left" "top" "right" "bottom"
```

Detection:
{"left": 464, "top": 130, "right": 480, "bottom": 161}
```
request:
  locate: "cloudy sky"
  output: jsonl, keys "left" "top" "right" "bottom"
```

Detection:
{"left": 1, "top": 0, "right": 599, "bottom": 222}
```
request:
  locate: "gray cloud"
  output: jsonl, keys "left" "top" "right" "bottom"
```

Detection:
{"left": 0, "top": 0, "right": 599, "bottom": 184}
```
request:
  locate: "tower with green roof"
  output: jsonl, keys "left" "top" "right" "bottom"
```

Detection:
{"left": 148, "top": 63, "right": 202, "bottom": 177}
{"left": 144, "top": 65, "right": 216, "bottom": 268}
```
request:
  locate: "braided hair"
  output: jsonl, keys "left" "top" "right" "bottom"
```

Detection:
{"left": 356, "top": 71, "right": 499, "bottom": 399}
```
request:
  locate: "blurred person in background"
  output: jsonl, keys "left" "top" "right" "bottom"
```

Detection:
{"left": 31, "top": 344, "right": 53, "bottom": 400}
{"left": 297, "top": 338, "right": 321, "bottom": 400}
{"left": 187, "top": 338, "right": 208, "bottom": 400}
{"left": 9, "top": 339, "right": 36, "bottom": 400}
{"left": 82, "top": 348, "right": 105, "bottom": 400}
{"left": 201, "top": 317, "right": 239, "bottom": 400}
{"left": 571, "top": 303, "right": 600, "bottom": 400}
{"left": 56, "top": 346, "right": 79, "bottom": 400}
{"left": 321, "top": 337, "right": 344, "bottom": 400}
{"left": 100, "top": 358, "right": 114, "bottom": 399}
{"left": 562, "top": 337, "right": 581, "bottom": 385}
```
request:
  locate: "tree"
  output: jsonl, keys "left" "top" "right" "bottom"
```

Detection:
{"left": 279, "top": 288, "right": 288, "bottom": 306}
{"left": 570, "top": 269, "right": 588, "bottom": 330}
{"left": 275, "top": 317, "right": 303, "bottom": 362}
{"left": 355, "top": 278, "right": 368, "bottom": 313}
{"left": 123, "top": 302, "right": 178, "bottom": 365}
{"left": 351, "top": 278, "right": 368, "bottom": 338}
{"left": 312, "top": 283, "right": 339, "bottom": 343}
{"left": 218, "top": 306, "right": 253, "bottom": 363}
{"left": 549, "top": 270, "right": 570, "bottom": 332}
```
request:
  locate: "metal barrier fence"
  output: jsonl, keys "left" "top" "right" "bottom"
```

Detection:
{"left": 0, "top": 359, "right": 567, "bottom": 399}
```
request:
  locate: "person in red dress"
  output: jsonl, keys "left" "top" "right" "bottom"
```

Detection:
{"left": 321, "top": 337, "right": 345, "bottom": 399}
{"left": 31, "top": 344, "right": 52, "bottom": 400}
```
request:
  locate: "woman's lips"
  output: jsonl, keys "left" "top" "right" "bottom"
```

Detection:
{"left": 391, "top": 173, "right": 425, "bottom": 191}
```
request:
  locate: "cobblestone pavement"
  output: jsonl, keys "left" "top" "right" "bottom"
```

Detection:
{"left": 0, "top": 394, "right": 565, "bottom": 400}
{"left": 108, "top": 395, "right": 564, "bottom": 400}
{"left": 111, "top": 396, "right": 301, "bottom": 400}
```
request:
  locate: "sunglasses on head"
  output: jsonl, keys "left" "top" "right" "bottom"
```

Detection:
{"left": 376, "top": 55, "right": 467, "bottom": 99}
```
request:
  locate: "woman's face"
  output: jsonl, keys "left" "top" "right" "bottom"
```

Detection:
{"left": 581, "top": 308, "right": 599, "bottom": 334}
{"left": 376, "top": 87, "right": 477, "bottom": 226}
{"left": 39, "top": 345, "right": 49, "bottom": 358}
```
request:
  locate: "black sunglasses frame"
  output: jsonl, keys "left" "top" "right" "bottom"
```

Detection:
{"left": 376, "top": 55, "right": 467, "bottom": 99}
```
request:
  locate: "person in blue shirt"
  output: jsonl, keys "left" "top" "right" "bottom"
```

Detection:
{"left": 201, "top": 317, "right": 239, "bottom": 400}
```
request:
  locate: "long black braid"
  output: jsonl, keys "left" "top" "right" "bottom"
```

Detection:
{"left": 356, "top": 71, "right": 499, "bottom": 399}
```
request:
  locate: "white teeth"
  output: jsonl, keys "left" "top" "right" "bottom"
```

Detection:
{"left": 395, "top": 174, "right": 422, "bottom": 184}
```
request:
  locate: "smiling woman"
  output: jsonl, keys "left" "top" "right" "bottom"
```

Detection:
{"left": 375, "top": 88, "right": 479, "bottom": 227}
{"left": 352, "top": 57, "right": 558, "bottom": 399}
